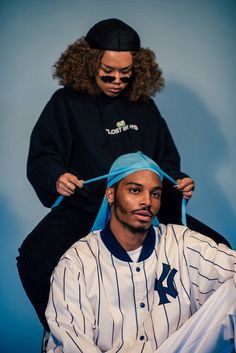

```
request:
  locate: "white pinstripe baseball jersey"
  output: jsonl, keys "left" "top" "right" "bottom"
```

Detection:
{"left": 46, "top": 224, "right": 236, "bottom": 352}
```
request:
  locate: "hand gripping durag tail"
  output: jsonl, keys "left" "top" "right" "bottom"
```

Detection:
{"left": 51, "top": 151, "right": 187, "bottom": 228}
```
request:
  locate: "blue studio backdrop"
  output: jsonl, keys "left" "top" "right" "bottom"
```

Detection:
{"left": 1, "top": 1, "right": 236, "bottom": 352}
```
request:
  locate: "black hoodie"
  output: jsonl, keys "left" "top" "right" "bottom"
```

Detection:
{"left": 27, "top": 87, "right": 187, "bottom": 217}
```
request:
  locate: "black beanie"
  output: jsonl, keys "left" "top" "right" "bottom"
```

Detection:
{"left": 85, "top": 18, "right": 140, "bottom": 51}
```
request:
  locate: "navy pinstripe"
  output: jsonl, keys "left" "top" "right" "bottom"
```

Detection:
{"left": 45, "top": 224, "right": 236, "bottom": 352}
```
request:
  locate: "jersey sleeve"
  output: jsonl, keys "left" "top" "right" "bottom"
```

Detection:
{"left": 27, "top": 89, "right": 73, "bottom": 207}
{"left": 46, "top": 255, "right": 102, "bottom": 353}
{"left": 183, "top": 228, "right": 236, "bottom": 308}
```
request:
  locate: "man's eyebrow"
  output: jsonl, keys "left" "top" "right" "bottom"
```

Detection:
{"left": 101, "top": 63, "right": 132, "bottom": 70}
{"left": 125, "top": 182, "right": 162, "bottom": 190}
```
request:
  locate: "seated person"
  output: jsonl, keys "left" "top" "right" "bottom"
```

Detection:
{"left": 45, "top": 152, "right": 236, "bottom": 353}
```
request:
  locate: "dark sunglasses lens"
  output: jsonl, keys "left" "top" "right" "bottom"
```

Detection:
{"left": 120, "top": 77, "right": 131, "bottom": 83}
{"left": 100, "top": 76, "right": 116, "bottom": 83}
{"left": 100, "top": 76, "right": 131, "bottom": 83}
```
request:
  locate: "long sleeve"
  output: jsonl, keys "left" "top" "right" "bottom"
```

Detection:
{"left": 157, "top": 118, "right": 187, "bottom": 180}
{"left": 27, "top": 89, "right": 73, "bottom": 207}
{"left": 149, "top": 225, "right": 236, "bottom": 352}
{"left": 46, "top": 257, "right": 102, "bottom": 353}
{"left": 148, "top": 102, "right": 189, "bottom": 224}
{"left": 182, "top": 227, "right": 236, "bottom": 309}
{"left": 149, "top": 101, "right": 188, "bottom": 181}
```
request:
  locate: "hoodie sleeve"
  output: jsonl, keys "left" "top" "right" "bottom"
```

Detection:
{"left": 152, "top": 101, "right": 188, "bottom": 180}
{"left": 149, "top": 100, "right": 189, "bottom": 181}
{"left": 157, "top": 117, "right": 187, "bottom": 180}
{"left": 27, "top": 89, "right": 73, "bottom": 207}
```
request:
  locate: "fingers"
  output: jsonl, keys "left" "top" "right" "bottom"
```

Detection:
{"left": 182, "top": 190, "right": 194, "bottom": 200}
{"left": 174, "top": 177, "right": 195, "bottom": 200}
{"left": 56, "top": 173, "right": 84, "bottom": 197}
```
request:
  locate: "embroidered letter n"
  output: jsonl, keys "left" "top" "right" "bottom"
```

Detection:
{"left": 154, "top": 263, "right": 178, "bottom": 305}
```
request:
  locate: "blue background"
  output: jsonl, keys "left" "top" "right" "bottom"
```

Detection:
{"left": 1, "top": 1, "right": 236, "bottom": 352}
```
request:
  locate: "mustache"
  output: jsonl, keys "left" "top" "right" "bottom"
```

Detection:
{"left": 131, "top": 206, "right": 154, "bottom": 217}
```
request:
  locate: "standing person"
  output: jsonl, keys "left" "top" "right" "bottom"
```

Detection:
{"left": 45, "top": 152, "right": 236, "bottom": 353}
{"left": 17, "top": 18, "right": 225, "bottom": 332}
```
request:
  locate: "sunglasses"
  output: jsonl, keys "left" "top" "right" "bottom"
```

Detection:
{"left": 99, "top": 75, "right": 132, "bottom": 83}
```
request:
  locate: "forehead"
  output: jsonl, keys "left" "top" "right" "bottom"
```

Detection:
{"left": 101, "top": 50, "right": 133, "bottom": 68}
{"left": 118, "top": 170, "right": 162, "bottom": 188}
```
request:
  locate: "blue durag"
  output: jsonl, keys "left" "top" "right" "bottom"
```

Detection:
{"left": 51, "top": 151, "right": 187, "bottom": 229}
{"left": 91, "top": 151, "right": 164, "bottom": 231}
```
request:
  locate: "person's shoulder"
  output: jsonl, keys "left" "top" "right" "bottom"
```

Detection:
{"left": 158, "top": 223, "right": 188, "bottom": 235}
{"left": 133, "top": 97, "right": 157, "bottom": 108}
{"left": 58, "top": 231, "right": 101, "bottom": 265}
{"left": 162, "top": 224, "right": 231, "bottom": 251}
{"left": 160, "top": 223, "right": 209, "bottom": 240}
{"left": 49, "top": 87, "right": 67, "bottom": 99}
{"left": 157, "top": 223, "right": 195, "bottom": 245}
{"left": 144, "top": 98, "right": 163, "bottom": 118}
{"left": 49, "top": 87, "right": 92, "bottom": 102}
{"left": 129, "top": 97, "right": 163, "bottom": 119}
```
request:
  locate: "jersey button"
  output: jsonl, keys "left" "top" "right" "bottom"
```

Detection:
{"left": 140, "top": 302, "right": 145, "bottom": 308}
{"left": 136, "top": 267, "right": 141, "bottom": 272}
{"left": 140, "top": 335, "right": 145, "bottom": 341}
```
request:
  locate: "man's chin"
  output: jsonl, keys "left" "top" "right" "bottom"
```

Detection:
{"left": 127, "top": 222, "right": 151, "bottom": 234}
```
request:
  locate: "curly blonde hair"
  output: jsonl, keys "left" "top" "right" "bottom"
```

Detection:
{"left": 53, "top": 38, "right": 164, "bottom": 101}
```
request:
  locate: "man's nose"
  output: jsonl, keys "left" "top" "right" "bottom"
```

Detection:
{"left": 139, "top": 193, "right": 151, "bottom": 207}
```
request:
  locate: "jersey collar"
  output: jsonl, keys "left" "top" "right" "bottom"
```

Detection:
{"left": 100, "top": 224, "right": 156, "bottom": 262}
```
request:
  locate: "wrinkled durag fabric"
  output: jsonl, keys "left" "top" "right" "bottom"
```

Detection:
{"left": 91, "top": 151, "right": 164, "bottom": 231}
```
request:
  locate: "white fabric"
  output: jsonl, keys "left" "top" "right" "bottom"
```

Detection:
{"left": 46, "top": 224, "right": 236, "bottom": 353}
{"left": 127, "top": 246, "right": 142, "bottom": 262}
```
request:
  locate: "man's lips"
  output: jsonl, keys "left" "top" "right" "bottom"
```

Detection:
{"left": 132, "top": 207, "right": 154, "bottom": 216}
{"left": 132, "top": 209, "right": 154, "bottom": 221}
{"left": 133, "top": 210, "right": 152, "bottom": 216}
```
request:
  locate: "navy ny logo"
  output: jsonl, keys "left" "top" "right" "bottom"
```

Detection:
{"left": 154, "top": 263, "right": 178, "bottom": 304}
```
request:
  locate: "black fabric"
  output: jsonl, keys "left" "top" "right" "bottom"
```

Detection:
{"left": 26, "top": 88, "right": 186, "bottom": 209}
{"left": 85, "top": 18, "right": 140, "bottom": 51}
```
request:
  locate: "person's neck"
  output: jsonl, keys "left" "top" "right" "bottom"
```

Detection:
{"left": 109, "top": 218, "right": 147, "bottom": 252}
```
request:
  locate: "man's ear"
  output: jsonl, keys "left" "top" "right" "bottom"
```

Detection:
{"left": 106, "top": 187, "right": 114, "bottom": 204}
